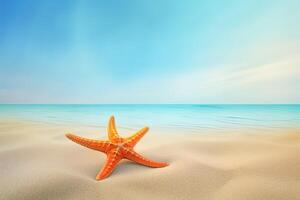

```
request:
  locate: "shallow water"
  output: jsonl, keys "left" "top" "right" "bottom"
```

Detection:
{"left": 0, "top": 104, "right": 299, "bottom": 133}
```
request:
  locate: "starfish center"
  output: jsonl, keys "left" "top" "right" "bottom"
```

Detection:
{"left": 117, "top": 143, "right": 124, "bottom": 148}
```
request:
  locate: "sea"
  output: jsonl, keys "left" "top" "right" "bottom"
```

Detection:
{"left": 0, "top": 104, "right": 299, "bottom": 133}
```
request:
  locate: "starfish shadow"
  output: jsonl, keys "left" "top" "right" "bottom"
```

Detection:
{"left": 109, "top": 160, "right": 153, "bottom": 177}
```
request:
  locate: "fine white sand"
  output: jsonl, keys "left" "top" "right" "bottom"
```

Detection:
{"left": 0, "top": 120, "right": 299, "bottom": 200}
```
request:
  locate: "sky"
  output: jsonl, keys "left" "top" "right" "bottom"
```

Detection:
{"left": 0, "top": 0, "right": 299, "bottom": 104}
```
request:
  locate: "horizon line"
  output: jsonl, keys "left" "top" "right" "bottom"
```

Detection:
{"left": 0, "top": 103, "right": 299, "bottom": 105}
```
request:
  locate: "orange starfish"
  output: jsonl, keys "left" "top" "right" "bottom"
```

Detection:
{"left": 66, "top": 116, "right": 169, "bottom": 180}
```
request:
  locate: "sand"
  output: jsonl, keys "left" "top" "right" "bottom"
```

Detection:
{"left": 0, "top": 120, "right": 299, "bottom": 200}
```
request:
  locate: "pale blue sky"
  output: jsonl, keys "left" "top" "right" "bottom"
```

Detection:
{"left": 0, "top": 0, "right": 299, "bottom": 103}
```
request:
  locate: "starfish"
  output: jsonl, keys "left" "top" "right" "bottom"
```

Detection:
{"left": 66, "top": 116, "right": 169, "bottom": 181}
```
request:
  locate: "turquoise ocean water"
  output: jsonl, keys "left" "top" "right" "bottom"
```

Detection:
{"left": 0, "top": 104, "right": 299, "bottom": 133}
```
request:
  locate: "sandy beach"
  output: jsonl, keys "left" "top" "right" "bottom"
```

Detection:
{"left": 0, "top": 120, "right": 299, "bottom": 200}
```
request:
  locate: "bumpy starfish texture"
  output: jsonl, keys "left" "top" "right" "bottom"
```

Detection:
{"left": 66, "top": 116, "right": 169, "bottom": 181}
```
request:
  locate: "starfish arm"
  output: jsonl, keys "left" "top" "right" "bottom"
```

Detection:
{"left": 125, "top": 149, "right": 169, "bottom": 168}
{"left": 108, "top": 116, "right": 119, "bottom": 140}
{"left": 66, "top": 133, "right": 112, "bottom": 153}
{"left": 125, "top": 127, "right": 149, "bottom": 147}
{"left": 96, "top": 149, "right": 122, "bottom": 180}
